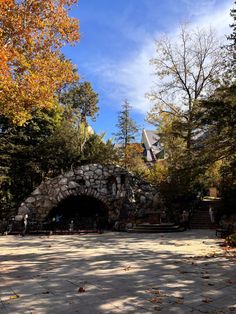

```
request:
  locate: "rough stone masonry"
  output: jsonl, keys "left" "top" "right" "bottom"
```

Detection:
{"left": 18, "top": 164, "right": 160, "bottom": 222}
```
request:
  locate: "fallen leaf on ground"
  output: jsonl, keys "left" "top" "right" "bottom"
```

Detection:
{"left": 226, "top": 279, "right": 236, "bottom": 284}
{"left": 148, "top": 298, "right": 163, "bottom": 304}
{"left": 123, "top": 266, "right": 131, "bottom": 271}
{"left": 202, "top": 298, "right": 213, "bottom": 303}
{"left": 9, "top": 294, "right": 19, "bottom": 299}
{"left": 153, "top": 306, "right": 162, "bottom": 311}
{"left": 78, "top": 287, "right": 85, "bottom": 293}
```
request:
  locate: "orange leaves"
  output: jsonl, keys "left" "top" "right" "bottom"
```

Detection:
{"left": 0, "top": 0, "right": 79, "bottom": 125}
{"left": 0, "top": 0, "right": 13, "bottom": 10}
{"left": 123, "top": 143, "right": 144, "bottom": 162}
{"left": 0, "top": 50, "right": 9, "bottom": 75}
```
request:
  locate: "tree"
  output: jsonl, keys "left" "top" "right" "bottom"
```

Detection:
{"left": 82, "top": 134, "right": 119, "bottom": 165}
{"left": 60, "top": 81, "right": 99, "bottom": 124}
{"left": 148, "top": 24, "right": 223, "bottom": 151}
{"left": 59, "top": 81, "right": 99, "bottom": 152}
{"left": 122, "top": 143, "right": 148, "bottom": 176}
{"left": 114, "top": 100, "right": 138, "bottom": 148}
{"left": 146, "top": 24, "right": 224, "bottom": 195}
{"left": 227, "top": 2, "right": 236, "bottom": 63}
{"left": 197, "top": 84, "right": 236, "bottom": 162}
{"left": 195, "top": 3, "right": 236, "bottom": 175}
{"left": 113, "top": 100, "right": 139, "bottom": 168}
{"left": 39, "top": 119, "right": 83, "bottom": 175}
{"left": 196, "top": 83, "right": 236, "bottom": 214}
{"left": 0, "top": 0, "right": 80, "bottom": 125}
{"left": 221, "top": 2, "right": 236, "bottom": 83}
{"left": 0, "top": 109, "right": 60, "bottom": 219}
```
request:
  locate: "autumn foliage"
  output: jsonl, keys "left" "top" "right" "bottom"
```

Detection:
{"left": 0, "top": 0, "right": 80, "bottom": 125}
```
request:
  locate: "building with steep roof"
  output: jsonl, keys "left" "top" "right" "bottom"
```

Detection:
{"left": 141, "top": 129, "right": 164, "bottom": 162}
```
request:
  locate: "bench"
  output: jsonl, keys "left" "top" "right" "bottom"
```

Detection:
{"left": 216, "top": 224, "right": 234, "bottom": 238}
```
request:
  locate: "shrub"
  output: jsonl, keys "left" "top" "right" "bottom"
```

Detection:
{"left": 226, "top": 233, "right": 236, "bottom": 247}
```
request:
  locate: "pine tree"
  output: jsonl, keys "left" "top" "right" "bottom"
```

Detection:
{"left": 113, "top": 100, "right": 138, "bottom": 148}
{"left": 227, "top": 2, "right": 236, "bottom": 52}
{"left": 224, "top": 1, "right": 236, "bottom": 79}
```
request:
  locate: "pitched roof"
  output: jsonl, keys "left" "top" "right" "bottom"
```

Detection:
{"left": 142, "top": 130, "right": 163, "bottom": 162}
{"left": 144, "top": 130, "right": 160, "bottom": 146}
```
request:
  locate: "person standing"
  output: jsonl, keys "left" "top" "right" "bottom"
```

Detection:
{"left": 21, "top": 214, "right": 28, "bottom": 236}
{"left": 182, "top": 210, "right": 190, "bottom": 231}
{"left": 209, "top": 207, "right": 215, "bottom": 223}
{"left": 69, "top": 220, "right": 74, "bottom": 232}
{"left": 95, "top": 214, "right": 103, "bottom": 234}
{"left": 55, "top": 214, "right": 62, "bottom": 230}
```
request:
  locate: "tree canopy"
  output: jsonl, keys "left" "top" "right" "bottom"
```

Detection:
{"left": 148, "top": 24, "right": 223, "bottom": 150}
{"left": 0, "top": 0, "right": 80, "bottom": 125}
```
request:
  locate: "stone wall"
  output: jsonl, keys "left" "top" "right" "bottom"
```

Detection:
{"left": 18, "top": 164, "right": 159, "bottom": 221}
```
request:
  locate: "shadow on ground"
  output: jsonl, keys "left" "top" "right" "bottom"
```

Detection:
{"left": 0, "top": 231, "right": 235, "bottom": 313}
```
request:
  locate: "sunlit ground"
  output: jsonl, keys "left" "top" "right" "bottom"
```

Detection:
{"left": 0, "top": 230, "right": 235, "bottom": 313}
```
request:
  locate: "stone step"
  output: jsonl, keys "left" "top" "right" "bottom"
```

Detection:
{"left": 128, "top": 223, "right": 183, "bottom": 233}
{"left": 191, "top": 221, "right": 209, "bottom": 223}
{"left": 7, "top": 229, "right": 99, "bottom": 235}
{"left": 191, "top": 222, "right": 212, "bottom": 225}
{"left": 191, "top": 217, "right": 211, "bottom": 220}
{"left": 191, "top": 227, "right": 212, "bottom": 229}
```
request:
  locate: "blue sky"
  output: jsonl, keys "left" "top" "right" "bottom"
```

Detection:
{"left": 63, "top": 0, "right": 233, "bottom": 141}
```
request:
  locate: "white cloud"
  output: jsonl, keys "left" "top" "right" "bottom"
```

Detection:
{"left": 182, "top": 0, "right": 217, "bottom": 17}
{"left": 86, "top": 1, "right": 233, "bottom": 114}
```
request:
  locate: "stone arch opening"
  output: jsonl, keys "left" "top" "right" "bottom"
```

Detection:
{"left": 18, "top": 164, "right": 158, "bottom": 230}
{"left": 47, "top": 194, "right": 109, "bottom": 230}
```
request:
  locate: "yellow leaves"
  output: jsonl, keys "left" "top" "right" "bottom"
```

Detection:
{"left": 0, "top": 57, "right": 63, "bottom": 124}
{"left": 147, "top": 161, "right": 168, "bottom": 185}
{"left": 9, "top": 294, "right": 20, "bottom": 299}
{"left": 0, "top": 0, "right": 80, "bottom": 125}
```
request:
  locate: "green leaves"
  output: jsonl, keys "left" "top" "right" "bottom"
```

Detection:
{"left": 113, "top": 100, "right": 138, "bottom": 147}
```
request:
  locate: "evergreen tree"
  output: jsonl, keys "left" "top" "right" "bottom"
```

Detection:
{"left": 0, "top": 109, "right": 60, "bottom": 219}
{"left": 223, "top": 1, "right": 236, "bottom": 81}
{"left": 113, "top": 100, "right": 138, "bottom": 148}
{"left": 227, "top": 2, "right": 236, "bottom": 56}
